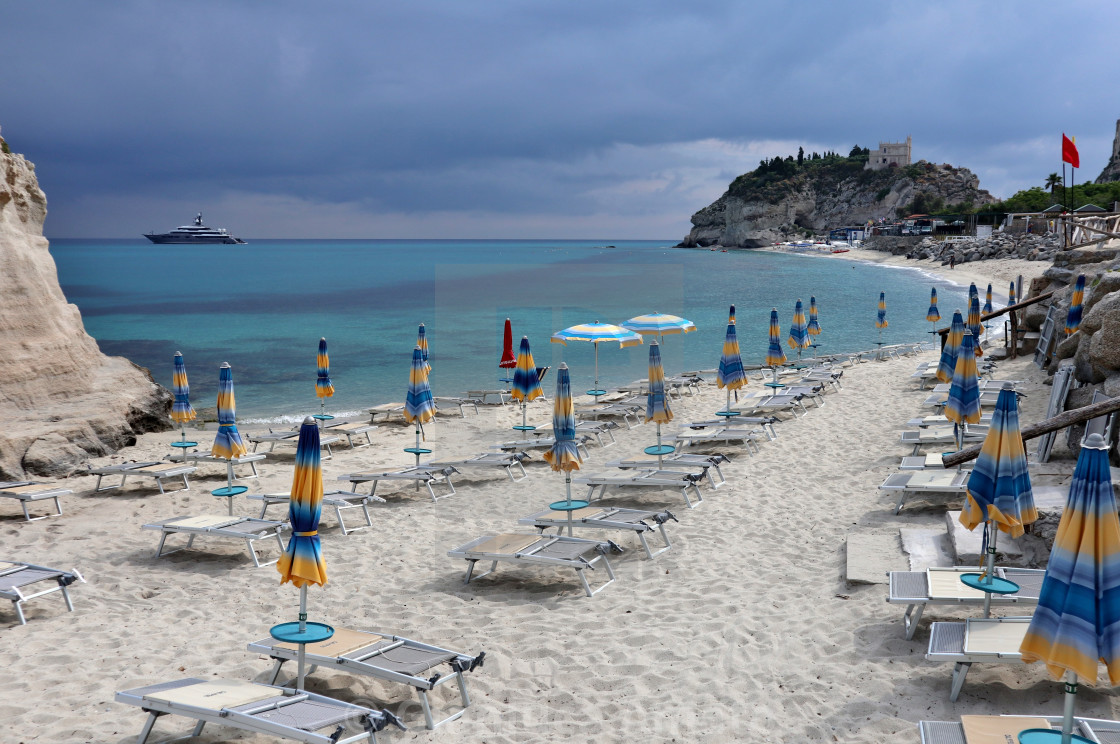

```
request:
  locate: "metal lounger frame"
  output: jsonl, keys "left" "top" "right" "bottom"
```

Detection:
{"left": 605, "top": 454, "right": 727, "bottom": 489}
{"left": 427, "top": 454, "right": 529, "bottom": 483}
{"left": 918, "top": 716, "right": 1120, "bottom": 744}
{"left": 464, "top": 389, "right": 510, "bottom": 405}
{"left": 886, "top": 567, "right": 1044, "bottom": 639}
{"left": 926, "top": 617, "right": 1030, "bottom": 701}
{"left": 143, "top": 518, "right": 288, "bottom": 567}
{"left": 688, "top": 417, "right": 777, "bottom": 441}
{"left": 432, "top": 397, "right": 481, "bottom": 418}
{"left": 575, "top": 470, "right": 704, "bottom": 509}
{"left": 0, "top": 562, "right": 84, "bottom": 625}
{"left": 491, "top": 436, "right": 592, "bottom": 459}
{"left": 115, "top": 678, "right": 403, "bottom": 744}
{"left": 251, "top": 433, "right": 339, "bottom": 459}
{"left": 519, "top": 507, "right": 677, "bottom": 559}
{"left": 0, "top": 483, "right": 70, "bottom": 521}
{"left": 448, "top": 535, "right": 619, "bottom": 598}
{"left": 342, "top": 467, "right": 457, "bottom": 503}
{"left": 248, "top": 632, "right": 483, "bottom": 730}
{"left": 879, "top": 471, "right": 970, "bottom": 514}
{"left": 674, "top": 428, "right": 761, "bottom": 454}
{"left": 324, "top": 422, "right": 379, "bottom": 448}
{"left": 90, "top": 463, "right": 196, "bottom": 494}
{"left": 251, "top": 490, "right": 383, "bottom": 536}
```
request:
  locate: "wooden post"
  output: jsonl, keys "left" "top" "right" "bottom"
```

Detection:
{"left": 1009, "top": 310, "right": 1019, "bottom": 359}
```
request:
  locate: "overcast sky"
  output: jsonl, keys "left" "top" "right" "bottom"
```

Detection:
{"left": 3, "top": 1, "right": 1119, "bottom": 239}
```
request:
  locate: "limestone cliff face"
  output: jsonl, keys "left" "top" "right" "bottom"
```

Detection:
{"left": 680, "top": 160, "right": 995, "bottom": 249}
{"left": 0, "top": 140, "right": 171, "bottom": 478}
{"left": 1095, "top": 119, "right": 1120, "bottom": 184}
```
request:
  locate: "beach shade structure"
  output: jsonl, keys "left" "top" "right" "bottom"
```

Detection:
{"left": 807, "top": 296, "right": 822, "bottom": 342}
{"left": 876, "top": 291, "right": 888, "bottom": 342}
{"left": 787, "top": 299, "right": 810, "bottom": 360}
{"left": 404, "top": 346, "right": 436, "bottom": 478}
{"left": 510, "top": 336, "right": 543, "bottom": 430}
{"left": 1065, "top": 274, "right": 1086, "bottom": 336}
{"left": 766, "top": 308, "right": 787, "bottom": 385}
{"left": 498, "top": 317, "right": 516, "bottom": 382}
{"left": 958, "top": 384, "right": 1038, "bottom": 616}
{"left": 935, "top": 310, "right": 966, "bottom": 384}
{"left": 270, "top": 416, "right": 332, "bottom": 692}
{"left": 969, "top": 282, "right": 979, "bottom": 307}
{"left": 927, "top": 288, "right": 941, "bottom": 335}
{"left": 1017, "top": 432, "right": 1120, "bottom": 744}
{"left": 212, "top": 362, "right": 248, "bottom": 499}
{"left": 621, "top": 312, "right": 696, "bottom": 343}
{"left": 551, "top": 321, "right": 642, "bottom": 398}
{"left": 315, "top": 337, "right": 334, "bottom": 420}
{"left": 542, "top": 363, "right": 586, "bottom": 536}
{"left": 715, "top": 306, "right": 746, "bottom": 418}
{"left": 645, "top": 340, "right": 674, "bottom": 468}
{"left": 170, "top": 352, "right": 197, "bottom": 460}
{"left": 1009, "top": 281, "right": 1018, "bottom": 307}
{"left": 984, "top": 283, "right": 994, "bottom": 315}
{"left": 417, "top": 323, "right": 431, "bottom": 374}
{"left": 944, "top": 329, "right": 981, "bottom": 451}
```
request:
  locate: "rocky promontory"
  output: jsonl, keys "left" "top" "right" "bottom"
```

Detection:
{"left": 679, "top": 150, "right": 996, "bottom": 249}
{"left": 0, "top": 138, "right": 171, "bottom": 479}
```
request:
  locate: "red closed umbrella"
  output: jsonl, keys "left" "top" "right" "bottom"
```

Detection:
{"left": 499, "top": 317, "right": 516, "bottom": 380}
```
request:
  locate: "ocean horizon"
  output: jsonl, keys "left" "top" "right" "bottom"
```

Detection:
{"left": 51, "top": 238, "right": 974, "bottom": 422}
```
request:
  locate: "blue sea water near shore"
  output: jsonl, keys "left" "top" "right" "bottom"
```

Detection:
{"left": 52, "top": 239, "right": 971, "bottom": 422}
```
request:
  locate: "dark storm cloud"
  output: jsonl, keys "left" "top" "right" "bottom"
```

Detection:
{"left": 2, "top": 1, "right": 1119, "bottom": 237}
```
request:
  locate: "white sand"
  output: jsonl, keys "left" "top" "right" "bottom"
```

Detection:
{"left": 2, "top": 345, "right": 1114, "bottom": 743}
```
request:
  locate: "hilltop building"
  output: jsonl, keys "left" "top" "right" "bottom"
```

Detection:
{"left": 865, "top": 136, "right": 912, "bottom": 171}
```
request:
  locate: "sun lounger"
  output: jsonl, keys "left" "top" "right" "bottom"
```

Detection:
{"left": 428, "top": 452, "right": 530, "bottom": 483}
{"left": 142, "top": 515, "right": 288, "bottom": 567}
{"left": 906, "top": 413, "right": 993, "bottom": 429}
{"left": 88, "top": 461, "right": 198, "bottom": 494}
{"left": 341, "top": 466, "right": 458, "bottom": 502}
{"left": 323, "top": 420, "right": 379, "bottom": 447}
{"left": 780, "top": 384, "right": 826, "bottom": 407}
{"left": 491, "top": 435, "right": 592, "bottom": 458}
{"left": 248, "top": 628, "right": 484, "bottom": 729}
{"left": 431, "top": 396, "right": 481, "bottom": 418}
{"left": 0, "top": 481, "right": 71, "bottom": 521}
{"left": 448, "top": 533, "right": 620, "bottom": 598}
{"left": 249, "top": 431, "right": 340, "bottom": 458}
{"left": 899, "top": 426, "right": 987, "bottom": 456}
{"left": 577, "top": 402, "right": 644, "bottom": 429}
{"left": 900, "top": 453, "right": 974, "bottom": 471}
{"left": 733, "top": 393, "right": 808, "bottom": 417}
{"left": 181, "top": 451, "right": 266, "bottom": 478}
{"left": 605, "top": 453, "right": 728, "bottom": 489}
{"left": 886, "top": 566, "right": 1044, "bottom": 639}
{"left": 673, "top": 426, "right": 762, "bottom": 453}
{"left": 688, "top": 416, "right": 778, "bottom": 440}
{"left": 116, "top": 677, "right": 405, "bottom": 744}
{"left": 917, "top": 715, "right": 1120, "bottom": 744}
{"left": 249, "top": 490, "right": 383, "bottom": 536}
{"left": 368, "top": 403, "right": 406, "bottom": 423}
{"left": 921, "top": 390, "right": 1003, "bottom": 409}
{"left": 0, "top": 561, "right": 84, "bottom": 625}
{"left": 519, "top": 505, "right": 677, "bottom": 559}
{"left": 879, "top": 470, "right": 971, "bottom": 513}
{"left": 574, "top": 469, "right": 705, "bottom": 509}
{"left": 464, "top": 389, "right": 511, "bottom": 405}
{"left": 926, "top": 616, "right": 1030, "bottom": 701}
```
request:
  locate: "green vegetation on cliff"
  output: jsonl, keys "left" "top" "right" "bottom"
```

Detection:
{"left": 979, "top": 179, "right": 1120, "bottom": 214}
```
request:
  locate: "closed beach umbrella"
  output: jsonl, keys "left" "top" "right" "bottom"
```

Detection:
{"left": 766, "top": 308, "right": 787, "bottom": 368}
{"left": 510, "top": 336, "right": 543, "bottom": 429}
{"left": 316, "top": 337, "right": 334, "bottom": 417}
{"left": 1009, "top": 281, "right": 1017, "bottom": 307}
{"left": 543, "top": 363, "right": 583, "bottom": 536}
{"left": 944, "top": 329, "right": 981, "bottom": 450}
{"left": 417, "top": 323, "right": 431, "bottom": 373}
{"left": 935, "top": 310, "right": 965, "bottom": 384}
{"left": 969, "top": 282, "right": 978, "bottom": 306}
{"left": 171, "top": 352, "right": 196, "bottom": 443}
{"left": 212, "top": 362, "right": 248, "bottom": 460}
{"left": 927, "top": 288, "right": 941, "bottom": 324}
{"left": 807, "top": 296, "right": 822, "bottom": 337}
{"left": 1018, "top": 433, "right": 1120, "bottom": 744}
{"left": 498, "top": 318, "right": 516, "bottom": 378}
{"left": 983, "top": 283, "right": 994, "bottom": 315}
{"left": 621, "top": 312, "right": 696, "bottom": 341}
{"left": 876, "top": 291, "right": 888, "bottom": 330}
{"left": 275, "top": 416, "right": 329, "bottom": 690}
{"left": 716, "top": 307, "right": 746, "bottom": 416}
{"left": 551, "top": 321, "right": 642, "bottom": 397}
{"left": 1066, "top": 274, "right": 1086, "bottom": 336}
{"left": 405, "top": 346, "right": 435, "bottom": 437}
{"left": 646, "top": 340, "right": 673, "bottom": 468}
{"left": 968, "top": 295, "right": 984, "bottom": 357}
{"left": 787, "top": 299, "right": 810, "bottom": 359}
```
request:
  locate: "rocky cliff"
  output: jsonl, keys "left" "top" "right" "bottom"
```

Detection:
{"left": 1095, "top": 119, "right": 1120, "bottom": 184}
{"left": 679, "top": 157, "right": 995, "bottom": 249}
{"left": 0, "top": 138, "right": 171, "bottom": 479}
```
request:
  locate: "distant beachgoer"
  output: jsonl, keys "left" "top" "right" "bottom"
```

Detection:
{"left": 1027, "top": 222, "right": 1033, "bottom": 234}
{"left": 949, "top": 254, "right": 956, "bottom": 269}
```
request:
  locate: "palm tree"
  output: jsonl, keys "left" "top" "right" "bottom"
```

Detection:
{"left": 1045, "top": 172, "right": 1061, "bottom": 197}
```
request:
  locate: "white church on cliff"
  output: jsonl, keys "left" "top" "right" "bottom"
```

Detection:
{"left": 865, "top": 136, "right": 912, "bottom": 170}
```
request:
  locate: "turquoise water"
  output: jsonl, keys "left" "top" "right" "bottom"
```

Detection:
{"left": 51, "top": 239, "right": 971, "bottom": 421}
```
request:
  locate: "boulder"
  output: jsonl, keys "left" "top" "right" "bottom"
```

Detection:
{"left": 1087, "top": 303, "right": 1120, "bottom": 372}
{"left": 1054, "top": 332, "right": 1080, "bottom": 361}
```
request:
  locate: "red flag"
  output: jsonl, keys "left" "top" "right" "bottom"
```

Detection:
{"left": 1062, "top": 133, "right": 1080, "bottom": 168}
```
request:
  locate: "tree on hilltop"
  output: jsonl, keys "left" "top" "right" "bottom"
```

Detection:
{"left": 1044, "top": 172, "right": 1061, "bottom": 196}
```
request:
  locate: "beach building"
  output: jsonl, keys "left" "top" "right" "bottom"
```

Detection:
{"left": 865, "top": 136, "right": 912, "bottom": 170}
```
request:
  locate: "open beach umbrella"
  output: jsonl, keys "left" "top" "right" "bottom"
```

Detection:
{"left": 944, "top": 329, "right": 981, "bottom": 450}
{"left": 316, "top": 337, "right": 334, "bottom": 417}
{"left": 543, "top": 363, "right": 584, "bottom": 535}
{"left": 935, "top": 310, "right": 965, "bottom": 384}
{"left": 959, "top": 385, "right": 1037, "bottom": 615}
{"left": 968, "top": 295, "right": 984, "bottom": 357}
{"left": 645, "top": 340, "right": 673, "bottom": 468}
{"left": 417, "top": 323, "right": 431, "bottom": 374}
{"left": 498, "top": 318, "right": 516, "bottom": 380}
{"left": 766, "top": 308, "right": 787, "bottom": 380}
{"left": 1018, "top": 432, "right": 1120, "bottom": 744}
{"left": 212, "top": 362, "right": 248, "bottom": 460}
{"left": 983, "top": 283, "right": 994, "bottom": 315}
{"left": 510, "top": 336, "right": 543, "bottom": 429}
{"left": 1009, "top": 281, "right": 1018, "bottom": 307}
{"left": 716, "top": 306, "right": 746, "bottom": 416}
{"left": 274, "top": 416, "right": 329, "bottom": 691}
{"left": 405, "top": 346, "right": 436, "bottom": 475}
{"left": 787, "top": 299, "right": 810, "bottom": 360}
{"left": 171, "top": 352, "right": 196, "bottom": 444}
{"left": 807, "top": 296, "right": 822, "bottom": 339}
{"left": 551, "top": 321, "right": 642, "bottom": 397}
{"left": 1065, "top": 274, "right": 1086, "bottom": 336}
{"left": 621, "top": 312, "right": 696, "bottom": 343}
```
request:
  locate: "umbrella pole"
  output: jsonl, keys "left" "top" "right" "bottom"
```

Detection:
{"left": 414, "top": 425, "right": 422, "bottom": 490}
{"left": 297, "top": 585, "right": 308, "bottom": 690}
{"left": 1061, "top": 671, "right": 1078, "bottom": 744}
{"left": 656, "top": 423, "right": 664, "bottom": 469}
{"left": 594, "top": 343, "right": 600, "bottom": 394}
{"left": 982, "top": 521, "right": 997, "bottom": 617}
{"left": 565, "top": 472, "right": 573, "bottom": 537}
{"left": 522, "top": 401, "right": 527, "bottom": 429}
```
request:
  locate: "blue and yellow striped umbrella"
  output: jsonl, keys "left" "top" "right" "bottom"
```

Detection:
{"left": 622, "top": 312, "right": 696, "bottom": 338}
{"left": 944, "top": 329, "right": 981, "bottom": 430}
{"left": 543, "top": 363, "right": 582, "bottom": 473}
{"left": 729, "top": 305, "right": 736, "bottom": 325}
{"left": 1066, "top": 274, "right": 1086, "bottom": 336}
{"left": 876, "top": 291, "right": 888, "bottom": 329}
{"left": 927, "top": 288, "right": 941, "bottom": 323}
{"left": 807, "top": 296, "right": 822, "bottom": 336}
{"left": 968, "top": 294, "right": 984, "bottom": 357}
{"left": 646, "top": 340, "right": 672, "bottom": 425}
{"left": 961, "top": 386, "right": 1037, "bottom": 539}
{"left": 277, "top": 417, "right": 328, "bottom": 589}
{"left": 935, "top": 310, "right": 965, "bottom": 384}
{"left": 316, "top": 337, "right": 334, "bottom": 400}
{"left": 405, "top": 346, "right": 435, "bottom": 427}
{"left": 1009, "top": 281, "right": 1017, "bottom": 307}
{"left": 171, "top": 351, "right": 196, "bottom": 425}
{"left": 511, "top": 336, "right": 543, "bottom": 404}
{"left": 766, "top": 308, "right": 787, "bottom": 367}
{"left": 417, "top": 323, "right": 431, "bottom": 373}
{"left": 983, "top": 283, "right": 994, "bottom": 315}
{"left": 716, "top": 307, "right": 746, "bottom": 392}
{"left": 211, "top": 362, "right": 248, "bottom": 459}
{"left": 969, "top": 282, "right": 978, "bottom": 307}
{"left": 1020, "top": 433, "right": 1120, "bottom": 704}
{"left": 551, "top": 321, "right": 642, "bottom": 395}
{"left": 787, "top": 299, "right": 810, "bottom": 352}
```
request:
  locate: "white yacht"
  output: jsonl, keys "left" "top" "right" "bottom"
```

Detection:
{"left": 144, "top": 213, "right": 246, "bottom": 244}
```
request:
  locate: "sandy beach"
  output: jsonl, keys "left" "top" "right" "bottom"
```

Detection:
{"left": 3, "top": 302, "right": 1115, "bottom": 743}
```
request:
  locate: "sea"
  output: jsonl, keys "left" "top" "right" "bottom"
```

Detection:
{"left": 51, "top": 239, "right": 975, "bottom": 423}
